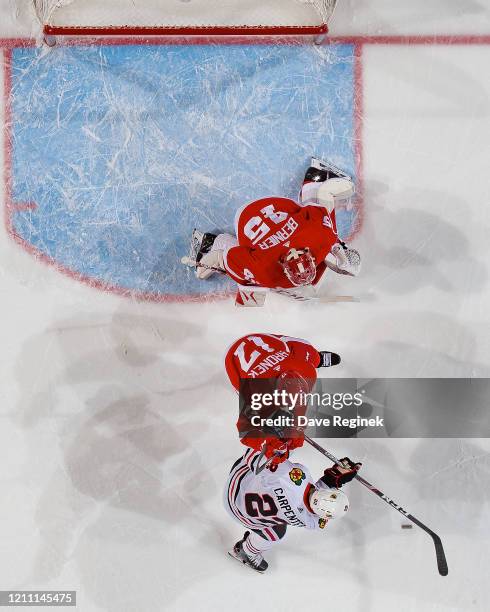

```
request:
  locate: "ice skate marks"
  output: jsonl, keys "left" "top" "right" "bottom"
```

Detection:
{"left": 8, "top": 43, "right": 359, "bottom": 299}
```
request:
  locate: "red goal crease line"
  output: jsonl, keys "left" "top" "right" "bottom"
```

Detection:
{"left": 1, "top": 32, "right": 488, "bottom": 302}
{"left": 2, "top": 40, "right": 360, "bottom": 304}
{"left": 0, "top": 34, "right": 490, "bottom": 49}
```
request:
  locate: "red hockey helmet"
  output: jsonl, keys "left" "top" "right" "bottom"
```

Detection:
{"left": 276, "top": 369, "right": 312, "bottom": 398}
{"left": 280, "top": 248, "right": 316, "bottom": 287}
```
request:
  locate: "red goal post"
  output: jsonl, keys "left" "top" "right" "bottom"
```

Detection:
{"left": 33, "top": 0, "right": 338, "bottom": 39}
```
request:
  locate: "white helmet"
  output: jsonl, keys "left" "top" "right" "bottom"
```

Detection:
{"left": 309, "top": 488, "right": 349, "bottom": 520}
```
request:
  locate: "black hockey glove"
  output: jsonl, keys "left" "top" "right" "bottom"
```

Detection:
{"left": 321, "top": 457, "right": 362, "bottom": 488}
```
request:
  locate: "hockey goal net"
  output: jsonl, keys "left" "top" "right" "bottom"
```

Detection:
{"left": 33, "top": 0, "right": 338, "bottom": 38}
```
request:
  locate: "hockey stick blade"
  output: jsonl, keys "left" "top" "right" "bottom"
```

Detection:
{"left": 304, "top": 436, "right": 448, "bottom": 576}
{"left": 408, "top": 514, "right": 448, "bottom": 576}
{"left": 354, "top": 473, "right": 449, "bottom": 576}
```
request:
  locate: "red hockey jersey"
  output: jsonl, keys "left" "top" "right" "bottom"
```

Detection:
{"left": 223, "top": 197, "right": 337, "bottom": 288}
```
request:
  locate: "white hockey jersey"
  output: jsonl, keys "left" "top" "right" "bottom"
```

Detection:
{"left": 225, "top": 449, "right": 332, "bottom": 533}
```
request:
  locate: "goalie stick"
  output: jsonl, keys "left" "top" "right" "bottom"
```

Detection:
{"left": 182, "top": 257, "right": 357, "bottom": 304}
{"left": 304, "top": 435, "right": 448, "bottom": 576}
{"left": 181, "top": 256, "right": 226, "bottom": 275}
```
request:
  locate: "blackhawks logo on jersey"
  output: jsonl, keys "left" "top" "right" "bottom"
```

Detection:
{"left": 318, "top": 518, "right": 327, "bottom": 529}
{"left": 289, "top": 468, "right": 305, "bottom": 486}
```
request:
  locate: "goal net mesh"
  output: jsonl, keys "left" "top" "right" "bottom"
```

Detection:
{"left": 33, "top": 0, "right": 338, "bottom": 34}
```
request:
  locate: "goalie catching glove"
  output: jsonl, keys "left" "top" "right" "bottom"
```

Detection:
{"left": 321, "top": 457, "right": 362, "bottom": 488}
{"left": 330, "top": 241, "right": 361, "bottom": 277}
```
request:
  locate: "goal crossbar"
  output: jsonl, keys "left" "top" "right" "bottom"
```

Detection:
{"left": 33, "top": 1, "right": 338, "bottom": 38}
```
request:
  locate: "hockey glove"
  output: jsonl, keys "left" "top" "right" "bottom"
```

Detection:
{"left": 321, "top": 457, "right": 362, "bottom": 488}
{"left": 330, "top": 242, "right": 361, "bottom": 277}
{"left": 265, "top": 437, "right": 304, "bottom": 465}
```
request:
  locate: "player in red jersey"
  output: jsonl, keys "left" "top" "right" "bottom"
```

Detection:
{"left": 182, "top": 158, "right": 360, "bottom": 303}
{"left": 225, "top": 333, "right": 341, "bottom": 463}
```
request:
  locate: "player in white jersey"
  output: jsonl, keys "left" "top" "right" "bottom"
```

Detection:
{"left": 225, "top": 448, "right": 361, "bottom": 572}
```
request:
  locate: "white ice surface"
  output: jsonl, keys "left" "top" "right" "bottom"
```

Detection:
{"left": 1, "top": 2, "right": 490, "bottom": 611}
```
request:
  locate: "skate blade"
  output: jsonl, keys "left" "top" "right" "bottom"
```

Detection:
{"left": 227, "top": 551, "right": 264, "bottom": 574}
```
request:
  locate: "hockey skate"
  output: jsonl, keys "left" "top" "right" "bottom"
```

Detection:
{"left": 181, "top": 229, "right": 217, "bottom": 273}
{"left": 228, "top": 532, "right": 268, "bottom": 573}
{"left": 308, "top": 157, "right": 352, "bottom": 181}
{"left": 317, "top": 351, "right": 341, "bottom": 367}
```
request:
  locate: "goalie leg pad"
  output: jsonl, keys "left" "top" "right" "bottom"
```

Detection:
{"left": 300, "top": 176, "right": 354, "bottom": 211}
{"left": 195, "top": 250, "right": 225, "bottom": 279}
{"left": 317, "top": 178, "right": 355, "bottom": 210}
{"left": 212, "top": 232, "right": 238, "bottom": 252}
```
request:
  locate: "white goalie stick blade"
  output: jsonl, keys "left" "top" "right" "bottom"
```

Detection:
{"left": 273, "top": 286, "right": 318, "bottom": 301}
{"left": 235, "top": 287, "right": 267, "bottom": 307}
{"left": 316, "top": 294, "right": 360, "bottom": 303}
{"left": 235, "top": 286, "right": 357, "bottom": 305}
{"left": 272, "top": 286, "right": 357, "bottom": 303}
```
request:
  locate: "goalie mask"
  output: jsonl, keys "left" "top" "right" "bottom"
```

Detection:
{"left": 280, "top": 248, "right": 316, "bottom": 287}
{"left": 309, "top": 488, "right": 349, "bottom": 520}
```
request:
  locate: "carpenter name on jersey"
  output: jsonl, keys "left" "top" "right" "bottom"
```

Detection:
{"left": 225, "top": 449, "right": 331, "bottom": 532}
{"left": 272, "top": 487, "right": 306, "bottom": 527}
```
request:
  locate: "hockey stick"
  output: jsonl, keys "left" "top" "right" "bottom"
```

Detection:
{"left": 255, "top": 442, "right": 292, "bottom": 475}
{"left": 270, "top": 287, "right": 358, "bottom": 304}
{"left": 304, "top": 435, "right": 449, "bottom": 576}
{"left": 316, "top": 295, "right": 360, "bottom": 303}
{"left": 181, "top": 256, "right": 227, "bottom": 275}
{"left": 182, "top": 258, "right": 356, "bottom": 303}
